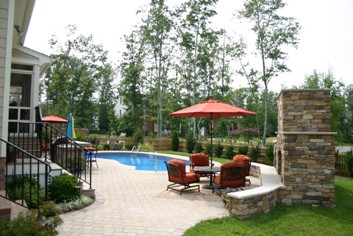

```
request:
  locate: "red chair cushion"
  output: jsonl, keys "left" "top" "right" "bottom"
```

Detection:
{"left": 232, "top": 155, "right": 251, "bottom": 166}
{"left": 190, "top": 153, "right": 209, "bottom": 166}
{"left": 169, "top": 159, "right": 186, "bottom": 172}
{"left": 214, "top": 162, "right": 246, "bottom": 187}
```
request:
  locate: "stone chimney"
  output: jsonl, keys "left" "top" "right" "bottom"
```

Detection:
{"left": 275, "top": 89, "right": 336, "bottom": 206}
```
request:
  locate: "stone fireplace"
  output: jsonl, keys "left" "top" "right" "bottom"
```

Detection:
{"left": 275, "top": 89, "right": 336, "bottom": 206}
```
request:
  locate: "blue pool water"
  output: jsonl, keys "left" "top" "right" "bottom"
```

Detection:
{"left": 96, "top": 152, "right": 189, "bottom": 171}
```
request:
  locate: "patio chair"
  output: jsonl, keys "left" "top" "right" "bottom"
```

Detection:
{"left": 165, "top": 159, "right": 200, "bottom": 195}
{"left": 189, "top": 153, "right": 212, "bottom": 176}
{"left": 232, "top": 155, "right": 251, "bottom": 183}
{"left": 85, "top": 137, "right": 100, "bottom": 168}
{"left": 212, "top": 162, "right": 248, "bottom": 193}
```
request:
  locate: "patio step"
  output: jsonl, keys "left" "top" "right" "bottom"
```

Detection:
{"left": 0, "top": 193, "right": 11, "bottom": 221}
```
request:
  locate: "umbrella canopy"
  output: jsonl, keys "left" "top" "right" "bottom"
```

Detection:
{"left": 42, "top": 115, "right": 68, "bottom": 123}
{"left": 66, "top": 113, "right": 76, "bottom": 139}
{"left": 170, "top": 99, "right": 256, "bottom": 118}
{"left": 170, "top": 99, "right": 256, "bottom": 167}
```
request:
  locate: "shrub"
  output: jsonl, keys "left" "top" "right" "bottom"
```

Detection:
{"left": 133, "top": 128, "right": 144, "bottom": 146}
{"left": 64, "top": 156, "right": 86, "bottom": 173}
{"left": 41, "top": 201, "right": 60, "bottom": 217}
{"left": 185, "top": 131, "right": 195, "bottom": 153}
{"left": 345, "top": 151, "right": 353, "bottom": 178}
{"left": 171, "top": 132, "right": 180, "bottom": 151}
{"left": 49, "top": 174, "right": 81, "bottom": 203}
{"left": 266, "top": 142, "right": 275, "bottom": 165}
{"left": 6, "top": 176, "right": 45, "bottom": 209}
{"left": 214, "top": 143, "right": 224, "bottom": 158}
{"left": 225, "top": 146, "right": 235, "bottom": 160}
{"left": 194, "top": 143, "right": 203, "bottom": 153}
{"left": 139, "top": 143, "right": 154, "bottom": 152}
{"left": 249, "top": 145, "right": 260, "bottom": 162}
{"left": 56, "top": 195, "right": 94, "bottom": 213}
{"left": 205, "top": 143, "right": 212, "bottom": 155}
{"left": 0, "top": 210, "right": 60, "bottom": 236}
{"left": 238, "top": 144, "right": 249, "bottom": 155}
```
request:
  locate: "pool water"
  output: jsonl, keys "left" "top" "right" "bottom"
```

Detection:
{"left": 96, "top": 152, "right": 189, "bottom": 171}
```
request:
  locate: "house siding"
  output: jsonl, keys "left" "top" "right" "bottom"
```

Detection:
{"left": 0, "top": 0, "right": 9, "bottom": 190}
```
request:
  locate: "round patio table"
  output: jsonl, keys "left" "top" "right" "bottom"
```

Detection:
{"left": 193, "top": 166, "right": 220, "bottom": 189}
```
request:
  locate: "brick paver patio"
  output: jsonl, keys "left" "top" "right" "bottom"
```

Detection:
{"left": 57, "top": 157, "right": 229, "bottom": 236}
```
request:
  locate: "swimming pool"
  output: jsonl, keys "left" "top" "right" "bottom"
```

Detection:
{"left": 96, "top": 152, "right": 189, "bottom": 171}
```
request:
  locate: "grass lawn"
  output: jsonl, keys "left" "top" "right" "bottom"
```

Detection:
{"left": 183, "top": 177, "right": 353, "bottom": 236}
{"left": 159, "top": 151, "right": 353, "bottom": 235}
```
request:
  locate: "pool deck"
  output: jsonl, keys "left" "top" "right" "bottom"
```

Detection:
{"left": 57, "top": 153, "right": 257, "bottom": 236}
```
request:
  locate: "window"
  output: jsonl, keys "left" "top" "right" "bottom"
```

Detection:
{"left": 9, "top": 66, "right": 33, "bottom": 133}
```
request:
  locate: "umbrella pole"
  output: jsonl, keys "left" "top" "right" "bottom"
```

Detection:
{"left": 210, "top": 113, "right": 213, "bottom": 168}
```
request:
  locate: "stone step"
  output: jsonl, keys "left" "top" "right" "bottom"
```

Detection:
{"left": 0, "top": 193, "right": 11, "bottom": 221}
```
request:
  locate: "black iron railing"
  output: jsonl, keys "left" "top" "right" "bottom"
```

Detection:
{"left": 0, "top": 138, "right": 51, "bottom": 209}
{"left": 1, "top": 121, "right": 93, "bottom": 210}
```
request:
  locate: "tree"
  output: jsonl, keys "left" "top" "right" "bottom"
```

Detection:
{"left": 176, "top": 0, "right": 220, "bottom": 137}
{"left": 98, "top": 64, "right": 116, "bottom": 133}
{"left": 44, "top": 25, "right": 110, "bottom": 130}
{"left": 238, "top": 0, "right": 301, "bottom": 145}
{"left": 118, "top": 30, "right": 145, "bottom": 136}
{"left": 139, "top": 0, "right": 176, "bottom": 138}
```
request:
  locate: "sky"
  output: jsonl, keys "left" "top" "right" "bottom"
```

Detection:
{"left": 25, "top": 0, "right": 353, "bottom": 93}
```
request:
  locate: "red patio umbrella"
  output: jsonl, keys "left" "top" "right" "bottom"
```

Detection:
{"left": 42, "top": 115, "right": 68, "bottom": 123}
{"left": 170, "top": 99, "right": 256, "bottom": 166}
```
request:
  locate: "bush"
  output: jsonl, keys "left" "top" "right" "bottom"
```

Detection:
{"left": 64, "top": 156, "right": 86, "bottom": 173}
{"left": 249, "top": 145, "right": 260, "bottom": 162}
{"left": 171, "top": 132, "right": 180, "bottom": 151}
{"left": 238, "top": 144, "right": 249, "bottom": 155}
{"left": 6, "top": 176, "right": 45, "bottom": 209}
{"left": 225, "top": 146, "right": 235, "bottom": 160}
{"left": 49, "top": 174, "right": 81, "bottom": 203}
{"left": 345, "top": 151, "right": 353, "bottom": 178}
{"left": 0, "top": 210, "right": 61, "bottom": 236}
{"left": 133, "top": 128, "right": 144, "bottom": 146}
{"left": 139, "top": 143, "right": 154, "bottom": 152}
{"left": 185, "top": 131, "right": 195, "bottom": 153}
{"left": 214, "top": 143, "right": 224, "bottom": 158}
{"left": 41, "top": 201, "right": 60, "bottom": 217}
{"left": 194, "top": 143, "right": 203, "bottom": 153}
{"left": 205, "top": 143, "right": 212, "bottom": 155}
{"left": 266, "top": 142, "right": 275, "bottom": 165}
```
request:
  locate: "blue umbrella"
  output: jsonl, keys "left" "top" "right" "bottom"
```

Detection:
{"left": 66, "top": 113, "right": 76, "bottom": 139}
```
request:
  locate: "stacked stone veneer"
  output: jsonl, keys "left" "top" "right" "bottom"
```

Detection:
{"left": 276, "top": 89, "right": 336, "bottom": 206}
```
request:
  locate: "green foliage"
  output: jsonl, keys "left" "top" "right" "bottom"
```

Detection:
{"left": 139, "top": 143, "right": 154, "bottom": 152}
{"left": 185, "top": 131, "right": 195, "bottom": 153}
{"left": 45, "top": 25, "right": 111, "bottom": 130}
{"left": 56, "top": 195, "right": 94, "bottom": 213}
{"left": 214, "top": 143, "right": 224, "bottom": 158}
{"left": 238, "top": 0, "right": 301, "bottom": 145}
{"left": 249, "top": 145, "right": 260, "bottom": 162}
{"left": 266, "top": 142, "right": 275, "bottom": 165}
{"left": 132, "top": 128, "right": 144, "bottom": 146}
{"left": 184, "top": 178, "right": 353, "bottom": 236}
{"left": 194, "top": 142, "right": 203, "bottom": 153}
{"left": 345, "top": 151, "right": 353, "bottom": 178}
{"left": 0, "top": 210, "right": 60, "bottom": 236}
{"left": 205, "top": 143, "right": 212, "bottom": 156}
{"left": 6, "top": 176, "right": 45, "bottom": 209}
{"left": 171, "top": 132, "right": 179, "bottom": 151}
{"left": 49, "top": 174, "right": 81, "bottom": 203}
{"left": 225, "top": 146, "right": 235, "bottom": 160}
{"left": 238, "top": 144, "right": 249, "bottom": 155}
{"left": 63, "top": 156, "right": 86, "bottom": 173}
{"left": 40, "top": 201, "right": 60, "bottom": 217}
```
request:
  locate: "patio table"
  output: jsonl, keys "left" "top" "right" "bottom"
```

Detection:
{"left": 193, "top": 166, "right": 220, "bottom": 189}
